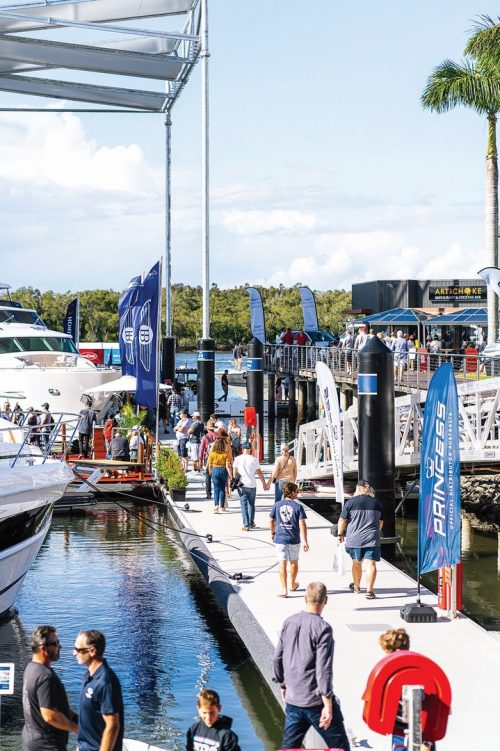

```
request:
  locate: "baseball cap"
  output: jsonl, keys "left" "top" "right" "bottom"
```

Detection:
{"left": 241, "top": 440, "right": 251, "bottom": 449}
{"left": 41, "top": 402, "right": 49, "bottom": 408}
{"left": 192, "top": 410, "right": 200, "bottom": 417}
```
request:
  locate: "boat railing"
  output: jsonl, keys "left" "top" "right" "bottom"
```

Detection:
{"left": 0, "top": 411, "right": 80, "bottom": 468}
{"left": 264, "top": 343, "right": 489, "bottom": 388}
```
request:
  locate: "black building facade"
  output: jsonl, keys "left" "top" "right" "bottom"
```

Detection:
{"left": 352, "top": 279, "right": 486, "bottom": 314}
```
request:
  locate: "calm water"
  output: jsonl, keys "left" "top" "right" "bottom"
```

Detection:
{"left": 0, "top": 505, "right": 283, "bottom": 750}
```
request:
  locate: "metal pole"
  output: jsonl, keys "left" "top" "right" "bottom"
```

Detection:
{"left": 403, "top": 685, "right": 424, "bottom": 751}
{"left": 200, "top": 0, "right": 210, "bottom": 338}
{"left": 165, "top": 111, "right": 172, "bottom": 337}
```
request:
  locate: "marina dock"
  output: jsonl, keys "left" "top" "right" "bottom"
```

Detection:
{"left": 166, "top": 472, "right": 500, "bottom": 750}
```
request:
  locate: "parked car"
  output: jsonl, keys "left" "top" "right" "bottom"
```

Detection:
{"left": 291, "top": 330, "right": 336, "bottom": 347}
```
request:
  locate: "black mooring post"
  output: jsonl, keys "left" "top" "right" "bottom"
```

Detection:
{"left": 246, "top": 338, "right": 264, "bottom": 437}
{"left": 358, "top": 336, "right": 396, "bottom": 555}
{"left": 197, "top": 338, "right": 215, "bottom": 423}
{"left": 162, "top": 336, "right": 176, "bottom": 384}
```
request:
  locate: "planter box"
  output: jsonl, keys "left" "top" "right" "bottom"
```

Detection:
{"left": 170, "top": 488, "right": 187, "bottom": 504}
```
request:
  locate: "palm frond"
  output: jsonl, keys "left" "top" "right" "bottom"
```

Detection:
{"left": 466, "top": 15, "right": 500, "bottom": 65}
{"left": 421, "top": 58, "right": 500, "bottom": 115}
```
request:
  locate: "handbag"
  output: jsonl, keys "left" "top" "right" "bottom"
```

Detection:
{"left": 230, "top": 472, "right": 244, "bottom": 492}
{"left": 272, "top": 455, "right": 290, "bottom": 485}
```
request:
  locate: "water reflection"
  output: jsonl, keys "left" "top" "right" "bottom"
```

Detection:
{"left": 0, "top": 506, "right": 282, "bottom": 751}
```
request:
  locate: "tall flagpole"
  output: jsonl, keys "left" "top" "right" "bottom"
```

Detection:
{"left": 201, "top": 0, "right": 210, "bottom": 338}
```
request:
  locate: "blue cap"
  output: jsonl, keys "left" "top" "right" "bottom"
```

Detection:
{"left": 241, "top": 440, "right": 251, "bottom": 449}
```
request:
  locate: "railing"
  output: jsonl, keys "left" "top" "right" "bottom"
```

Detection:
{"left": 295, "top": 377, "right": 500, "bottom": 481}
{"left": 264, "top": 343, "right": 491, "bottom": 389}
{"left": 0, "top": 411, "right": 79, "bottom": 468}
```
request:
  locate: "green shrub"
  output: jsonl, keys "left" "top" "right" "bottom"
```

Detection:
{"left": 155, "top": 446, "right": 187, "bottom": 489}
{"left": 117, "top": 403, "right": 147, "bottom": 430}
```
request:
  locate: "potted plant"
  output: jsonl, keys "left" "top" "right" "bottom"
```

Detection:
{"left": 155, "top": 446, "right": 188, "bottom": 502}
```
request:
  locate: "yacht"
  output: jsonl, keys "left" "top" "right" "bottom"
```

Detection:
{"left": 0, "top": 283, "right": 117, "bottom": 415}
{"left": 0, "top": 420, "right": 74, "bottom": 618}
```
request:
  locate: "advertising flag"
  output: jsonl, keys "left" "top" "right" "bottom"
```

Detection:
{"left": 63, "top": 298, "right": 79, "bottom": 346}
{"left": 135, "top": 262, "right": 161, "bottom": 411}
{"left": 246, "top": 287, "right": 266, "bottom": 343}
{"left": 118, "top": 275, "right": 141, "bottom": 376}
{"left": 315, "top": 362, "right": 344, "bottom": 505}
{"left": 299, "top": 286, "right": 319, "bottom": 331}
{"left": 478, "top": 266, "right": 500, "bottom": 298}
{"left": 418, "top": 363, "right": 461, "bottom": 575}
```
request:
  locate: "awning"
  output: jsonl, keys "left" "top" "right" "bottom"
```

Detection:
{"left": 427, "top": 308, "right": 487, "bottom": 326}
{"left": 356, "top": 308, "right": 436, "bottom": 326}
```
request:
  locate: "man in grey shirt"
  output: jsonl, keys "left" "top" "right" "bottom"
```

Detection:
{"left": 338, "top": 479, "right": 384, "bottom": 599}
{"left": 273, "top": 582, "right": 350, "bottom": 750}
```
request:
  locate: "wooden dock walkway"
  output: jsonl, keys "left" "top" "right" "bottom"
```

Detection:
{"left": 165, "top": 471, "right": 500, "bottom": 750}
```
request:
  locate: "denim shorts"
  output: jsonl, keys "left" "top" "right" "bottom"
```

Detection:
{"left": 275, "top": 543, "right": 301, "bottom": 561}
{"left": 346, "top": 546, "right": 381, "bottom": 561}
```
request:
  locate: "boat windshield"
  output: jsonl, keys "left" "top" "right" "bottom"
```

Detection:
{"left": 0, "top": 336, "right": 78, "bottom": 355}
{"left": 0, "top": 309, "right": 44, "bottom": 325}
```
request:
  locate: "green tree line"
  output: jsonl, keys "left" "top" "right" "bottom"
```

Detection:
{"left": 6, "top": 284, "right": 351, "bottom": 349}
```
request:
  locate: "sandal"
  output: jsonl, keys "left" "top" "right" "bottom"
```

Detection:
{"left": 349, "top": 582, "right": 361, "bottom": 593}
{"left": 366, "top": 591, "right": 376, "bottom": 600}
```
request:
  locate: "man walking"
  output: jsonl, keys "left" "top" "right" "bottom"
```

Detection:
{"left": 220, "top": 370, "right": 229, "bottom": 401}
{"left": 22, "top": 625, "right": 78, "bottom": 751}
{"left": 273, "top": 582, "right": 350, "bottom": 751}
{"left": 74, "top": 630, "right": 124, "bottom": 751}
{"left": 269, "top": 482, "right": 309, "bottom": 597}
{"left": 233, "top": 440, "right": 267, "bottom": 531}
{"left": 39, "top": 403, "right": 54, "bottom": 451}
{"left": 337, "top": 479, "right": 384, "bottom": 599}
{"left": 77, "top": 399, "right": 96, "bottom": 458}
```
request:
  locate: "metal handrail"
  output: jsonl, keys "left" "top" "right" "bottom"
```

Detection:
{"left": 264, "top": 343, "right": 490, "bottom": 389}
{"left": 0, "top": 411, "right": 80, "bottom": 468}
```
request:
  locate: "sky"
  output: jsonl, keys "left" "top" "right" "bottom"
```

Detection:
{"left": 0, "top": 0, "right": 498, "bottom": 294}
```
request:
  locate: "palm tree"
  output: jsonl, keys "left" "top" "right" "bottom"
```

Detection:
{"left": 421, "top": 40, "right": 500, "bottom": 342}
{"left": 465, "top": 16, "right": 500, "bottom": 66}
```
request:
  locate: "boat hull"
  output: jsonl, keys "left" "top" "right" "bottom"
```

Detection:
{"left": 0, "top": 462, "right": 74, "bottom": 617}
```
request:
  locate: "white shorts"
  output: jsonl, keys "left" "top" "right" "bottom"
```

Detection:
{"left": 188, "top": 442, "right": 200, "bottom": 461}
{"left": 275, "top": 543, "right": 301, "bottom": 561}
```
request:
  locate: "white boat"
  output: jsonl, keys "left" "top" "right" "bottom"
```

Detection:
{"left": 0, "top": 283, "right": 117, "bottom": 415}
{"left": 0, "top": 418, "right": 74, "bottom": 618}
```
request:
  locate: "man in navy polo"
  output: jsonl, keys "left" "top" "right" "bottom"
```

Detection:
{"left": 74, "top": 630, "right": 123, "bottom": 751}
{"left": 338, "top": 480, "right": 384, "bottom": 600}
{"left": 269, "top": 481, "right": 309, "bottom": 597}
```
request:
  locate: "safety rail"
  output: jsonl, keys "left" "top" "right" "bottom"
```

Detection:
{"left": 264, "top": 343, "right": 493, "bottom": 389}
{"left": 295, "top": 377, "right": 500, "bottom": 481}
{"left": 0, "top": 411, "right": 80, "bottom": 468}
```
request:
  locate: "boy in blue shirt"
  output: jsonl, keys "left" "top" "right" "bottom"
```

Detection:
{"left": 269, "top": 482, "right": 309, "bottom": 597}
{"left": 186, "top": 689, "right": 240, "bottom": 751}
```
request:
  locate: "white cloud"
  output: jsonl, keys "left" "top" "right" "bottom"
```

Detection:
{"left": 0, "top": 111, "right": 160, "bottom": 194}
{"left": 218, "top": 208, "right": 324, "bottom": 235}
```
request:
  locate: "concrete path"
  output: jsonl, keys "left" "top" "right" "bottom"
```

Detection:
{"left": 166, "top": 470, "right": 500, "bottom": 750}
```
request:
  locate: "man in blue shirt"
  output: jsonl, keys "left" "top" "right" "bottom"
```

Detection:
{"left": 338, "top": 480, "right": 384, "bottom": 600}
{"left": 74, "top": 630, "right": 123, "bottom": 751}
{"left": 269, "top": 482, "right": 309, "bottom": 597}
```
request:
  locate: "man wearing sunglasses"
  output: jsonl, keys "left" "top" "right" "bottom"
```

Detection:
{"left": 74, "top": 630, "right": 124, "bottom": 751}
{"left": 22, "top": 625, "right": 78, "bottom": 751}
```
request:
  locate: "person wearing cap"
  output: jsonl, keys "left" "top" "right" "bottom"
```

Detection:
{"left": 354, "top": 325, "right": 369, "bottom": 352}
{"left": 174, "top": 409, "right": 192, "bottom": 472}
{"left": 187, "top": 411, "right": 204, "bottom": 471}
{"left": 232, "top": 441, "right": 267, "bottom": 531}
{"left": 337, "top": 480, "right": 384, "bottom": 600}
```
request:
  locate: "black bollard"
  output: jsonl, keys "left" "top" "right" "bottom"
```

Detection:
{"left": 358, "top": 336, "right": 396, "bottom": 548}
{"left": 197, "top": 338, "right": 215, "bottom": 423}
{"left": 307, "top": 380, "right": 317, "bottom": 422}
{"left": 162, "top": 336, "right": 176, "bottom": 384}
{"left": 246, "top": 338, "right": 264, "bottom": 438}
{"left": 267, "top": 372, "right": 276, "bottom": 421}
